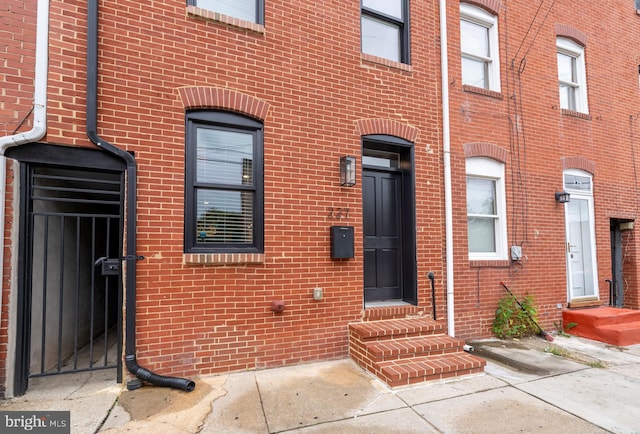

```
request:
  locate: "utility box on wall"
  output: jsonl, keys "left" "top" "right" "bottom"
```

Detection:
{"left": 330, "top": 226, "right": 354, "bottom": 259}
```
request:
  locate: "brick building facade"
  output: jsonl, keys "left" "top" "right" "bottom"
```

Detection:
{"left": 0, "top": 0, "right": 639, "bottom": 396}
{"left": 449, "top": 0, "right": 640, "bottom": 337}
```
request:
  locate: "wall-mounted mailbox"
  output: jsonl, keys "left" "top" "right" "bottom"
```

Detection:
{"left": 330, "top": 226, "right": 354, "bottom": 259}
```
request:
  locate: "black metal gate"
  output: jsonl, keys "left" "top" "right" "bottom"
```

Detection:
{"left": 25, "top": 165, "right": 123, "bottom": 378}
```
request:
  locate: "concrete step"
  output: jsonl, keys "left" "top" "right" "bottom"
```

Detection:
{"left": 377, "top": 353, "right": 486, "bottom": 388}
{"left": 348, "top": 317, "right": 444, "bottom": 342}
{"left": 363, "top": 334, "right": 465, "bottom": 362}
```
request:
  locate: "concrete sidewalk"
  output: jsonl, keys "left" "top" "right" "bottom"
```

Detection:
{"left": 2, "top": 335, "right": 640, "bottom": 433}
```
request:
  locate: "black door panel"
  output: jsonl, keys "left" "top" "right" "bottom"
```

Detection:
{"left": 363, "top": 170, "right": 402, "bottom": 302}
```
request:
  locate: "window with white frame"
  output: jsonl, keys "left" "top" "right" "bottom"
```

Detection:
{"left": 460, "top": 4, "right": 501, "bottom": 92}
{"left": 190, "top": 0, "right": 264, "bottom": 24}
{"left": 466, "top": 157, "right": 507, "bottom": 260}
{"left": 557, "top": 37, "right": 588, "bottom": 113}
{"left": 361, "top": 0, "right": 410, "bottom": 63}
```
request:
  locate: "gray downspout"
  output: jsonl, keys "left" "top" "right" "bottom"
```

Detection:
{"left": 87, "top": 0, "right": 194, "bottom": 392}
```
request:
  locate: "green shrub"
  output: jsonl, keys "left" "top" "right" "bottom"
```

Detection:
{"left": 492, "top": 294, "right": 539, "bottom": 339}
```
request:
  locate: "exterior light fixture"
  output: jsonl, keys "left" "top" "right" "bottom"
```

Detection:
{"left": 340, "top": 155, "right": 356, "bottom": 187}
{"left": 555, "top": 191, "right": 570, "bottom": 203}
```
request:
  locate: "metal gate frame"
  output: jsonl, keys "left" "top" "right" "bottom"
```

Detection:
{"left": 9, "top": 143, "right": 126, "bottom": 396}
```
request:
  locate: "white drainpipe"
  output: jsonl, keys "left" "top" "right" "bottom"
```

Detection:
{"left": 0, "top": 0, "right": 49, "bottom": 348}
{"left": 439, "top": 0, "right": 455, "bottom": 336}
{"left": 0, "top": 0, "right": 49, "bottom": 154}
{"left": 0, "top": 0, "right": 49, "bottom": 228}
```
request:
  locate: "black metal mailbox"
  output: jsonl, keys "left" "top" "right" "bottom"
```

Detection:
{"left": 330, "top": 226, "right": 354, "bottom": 259}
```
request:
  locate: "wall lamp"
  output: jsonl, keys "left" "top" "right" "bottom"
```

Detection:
{"left": 340, "top": 155, "right": 356, "bottom": 187}
{"left": 555, "top": 191, "right": 570, "bottom": 203}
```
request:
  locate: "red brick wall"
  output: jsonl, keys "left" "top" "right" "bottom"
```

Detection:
{"left": 0, "top": 0, "right": 37, "bottom": 137}
{"left": 3, "top": 0, "right": 640, "bottom": 388}
{"left": 18, "top": 0, "right": 445, "bottom": 380}
{"left": 448, "top": 1, "right": 640, "bottom": 337}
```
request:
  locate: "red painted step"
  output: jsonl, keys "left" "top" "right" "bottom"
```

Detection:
{"left": 563, "top": 307, "right": 640, "bottom": 346}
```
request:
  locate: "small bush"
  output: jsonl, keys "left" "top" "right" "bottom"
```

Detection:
{"left": 492, "top": 294, "right": 539, "bottom": 339}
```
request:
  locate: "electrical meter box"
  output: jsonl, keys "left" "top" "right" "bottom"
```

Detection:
{"left": 330, "top": 226, "right": 354, "bottom": 259}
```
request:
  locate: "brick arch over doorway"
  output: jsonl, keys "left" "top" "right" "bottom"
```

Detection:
{"left": 355, "top": 119, "right": 418, "bottom": 143}
{"left": 177, "top": 86, "right": 270, "bottom": 120}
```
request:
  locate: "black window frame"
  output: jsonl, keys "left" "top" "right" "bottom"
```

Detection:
{"left": 185, "top": 110, "right": 264, "bottom": 254}
{"left": 361, "top": 0, "right": 411, "bottom": 64}
{"left": 187, "top": 0, "right": 265, "bottom": 25}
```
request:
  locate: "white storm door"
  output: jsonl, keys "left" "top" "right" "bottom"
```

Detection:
{"left": 566, "top": 196, "right": 598, "bottom": 300}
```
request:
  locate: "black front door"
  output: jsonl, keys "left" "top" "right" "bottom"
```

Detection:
{"left": 363, "top": 169, "right": 402, "bottom": 302}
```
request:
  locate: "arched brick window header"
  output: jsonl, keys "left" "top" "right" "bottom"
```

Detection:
{"left": 177, "top": 86, "right": 270, "bottom": 120}
{"left": 463, "top": 142, "right": 508, "bottom": 162}
{"left": 355, "top": 119, "right": 418, "bottom": 143}
{"left": 562, "top": 156, "right": 595, "bottom": 174}
{"left": 461, "top": 0, "right": 501, "bottom": 15}
{"left": 555, "top": 24, "right": 587, "bottom": 46}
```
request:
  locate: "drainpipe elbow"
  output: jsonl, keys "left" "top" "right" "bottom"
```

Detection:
{"left": 125, "top": 355, "right": 195, "bottom": 392}
{"left": 0, "top": 123, "right": 47, "bottom": 156}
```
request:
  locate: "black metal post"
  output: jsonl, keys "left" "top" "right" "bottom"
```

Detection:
{"left": 605, "top": 279, "right": 613, "bottom": 306}
{"left": 428, "top": 272, "right": 436, "bottom": 320}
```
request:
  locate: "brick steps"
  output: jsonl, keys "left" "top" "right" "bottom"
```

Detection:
{"left": 349, "top": 316, "right": 485, "bottom": 388}
{"left": 349, "top": 317, "right": 444, "bottom": 340}
{"left": 364, "top": 335, "right": 463, "bottom": 361}
{"left": 378, "top": 353, "right": 486, "bottom": 388}
{"left": 563, "top": 307, "right": 640, "bottom": 346}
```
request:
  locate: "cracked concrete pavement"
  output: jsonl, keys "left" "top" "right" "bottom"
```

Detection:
{"left": 2, "top": 334, "right": 640, "bottom": 433}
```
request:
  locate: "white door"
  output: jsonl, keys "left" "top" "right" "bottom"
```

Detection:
{"left": 563, "top": 170, "right": 598, "bottom": 302}
{"left": 566, "top": 198, "right": 595, "bottom": 298}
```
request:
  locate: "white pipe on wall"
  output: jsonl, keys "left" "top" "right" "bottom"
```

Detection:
{"left": 438, "top": 0, "right": 456, "bottom": 336}
{"left": 0, "top": 0, "right": 49, "bottom": 397}
{"left": 0, "top": 0, "right": 49, "bottom": 154}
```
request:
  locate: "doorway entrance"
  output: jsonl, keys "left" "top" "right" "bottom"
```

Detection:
{"left": 610, "top": 219, "right": 632, "bottom": 307}
{"left": 8, "top": 143, "right": 125, "bottom": 396}
{"left": 563, "top": 170, "right": 599, "bottom": 303}
{"left": 362, "top": 137, "right": 416, "bottom": 305}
